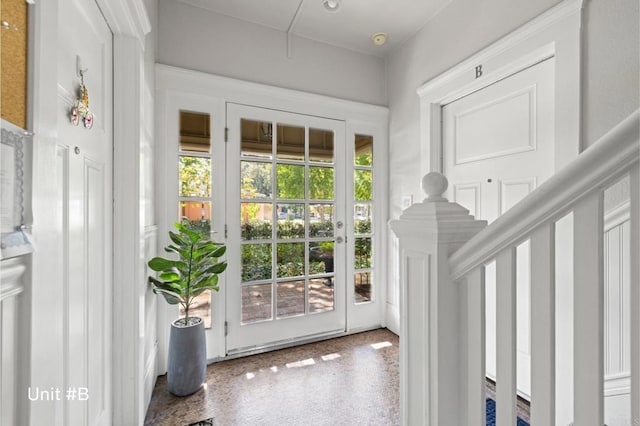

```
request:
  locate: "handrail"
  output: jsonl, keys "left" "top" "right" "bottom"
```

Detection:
{"left": 449, "top": 110, "right": 639, "bottom": 281}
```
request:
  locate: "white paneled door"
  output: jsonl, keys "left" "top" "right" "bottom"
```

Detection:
{"left": 57, "top": 0, "right": 113, "bottom": 424}
{"left": 226, "top": 104, "right": 347, "bottom": 353}
{"left": 442, "top": 57, "right": 555, "bottom": 398}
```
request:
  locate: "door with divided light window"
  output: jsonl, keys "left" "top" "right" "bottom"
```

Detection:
{"left": 225, "top": 104, "right": 347, "bottom": 353}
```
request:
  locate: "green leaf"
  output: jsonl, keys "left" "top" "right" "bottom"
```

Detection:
{"left": 148, "top": 257, "right": 181, "bottom": 271}
{"left": 148, "top": 276, "right": 184, "bottom": 295}
{"left": 193, "top": 274, "right": 218, "bottom": 290}
{"left": 203, "top": 262, "right": 227, "bottom": 275}
{"left": 159, "top": 270, "right": 181, "bottom": 282}
{"left": 211, "top": 245, "right": 226, "bottom": 257}
{"left": 152, "top": 288, "right": 182, "bottom": 305}
{"left": 181, "top": 225, "right": 201, "bottom": 243}
{"left": 169, "top": 231, "right": 188, "bottom": 247}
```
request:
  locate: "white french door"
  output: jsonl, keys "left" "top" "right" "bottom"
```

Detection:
{"left": 225, "top": 103, "right": 347, "bottom": 353}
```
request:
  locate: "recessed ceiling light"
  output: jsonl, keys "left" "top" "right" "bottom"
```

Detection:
{"left": 322, "top": 0, "right": 341, "bottom": 12}
{"left": 372, "top": 32, "right": 388, "bottom": 46}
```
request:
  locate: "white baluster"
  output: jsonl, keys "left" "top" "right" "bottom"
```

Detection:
{"left": 630, "top": 164, "right": 639, "bottom": 422}
{"left": 530, "top": 223, "right": 556, "bottom": 425}
{"left": 465, "top": 266, "right": 486, "bottom": 426}
{"left": 573, "top": 191, "right": 604, "bottom": 425}
{"left": 495, "top": 247, "right": 517, "bottom": 426}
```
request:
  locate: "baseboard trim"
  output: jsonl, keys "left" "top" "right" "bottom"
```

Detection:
{"left": 143, "top": 343, "right": 158, "bottom": 410}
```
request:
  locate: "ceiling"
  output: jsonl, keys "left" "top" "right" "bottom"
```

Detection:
{"left": 175, "top": 0, "right": 453, "bottom": 56}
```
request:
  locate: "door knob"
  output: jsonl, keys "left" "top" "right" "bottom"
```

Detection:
{"left": 336, "top": 236, "right": 344, "bottom": 244}
{"left": 336, "top": 221, "right": 344, "bottom": 229}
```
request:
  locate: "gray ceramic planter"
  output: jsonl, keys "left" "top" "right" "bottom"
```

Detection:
{"left": 167, "top": 317, "right": 206, "bottom": 396}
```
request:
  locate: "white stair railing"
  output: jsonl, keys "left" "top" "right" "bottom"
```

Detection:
{"left": 391, "top": 110, "right": 639, "bottom": 426}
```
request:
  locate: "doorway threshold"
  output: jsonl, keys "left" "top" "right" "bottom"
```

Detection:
{"left": 209, "top": 325, "right": 383, "bottom": 364}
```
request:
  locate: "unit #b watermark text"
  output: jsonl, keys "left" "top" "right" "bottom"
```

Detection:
{"left": 28, "top": 386, "right": 89, "bottom": 401}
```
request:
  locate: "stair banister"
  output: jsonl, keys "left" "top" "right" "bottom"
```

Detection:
{"left": 392, "top": 109, "right": 638, "bottom": 425}
{"left": 449, "top": 110, "right": 639, "bottom": 282}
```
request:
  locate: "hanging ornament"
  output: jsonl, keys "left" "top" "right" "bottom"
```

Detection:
{"left": 70, "top": 69, "right": 94, "bottom": 129}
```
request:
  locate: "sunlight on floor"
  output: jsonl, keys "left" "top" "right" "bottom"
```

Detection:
{"left": 370, "top": 341, "right": 392, "bottom": 350}
{"left": 321, "top": 353, "right": 341, "bottom": 361}
{"left": 286, "top": 358, "right": 316, "bottom": 368}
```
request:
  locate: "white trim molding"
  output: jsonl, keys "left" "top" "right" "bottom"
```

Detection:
{"left": 417, "top": 0, "right": 584, "bottom": 176}
{"left": 96, "top": 0, "right": 151, "bottom": 45}
{"left": 605, "top": 200, "right": 631, "bottom": 232}
{"left": 99, "top": 2, "right": 151, "bottom": 425}
{"left": 605, "top": 373, "right": 631, "bottom": 397}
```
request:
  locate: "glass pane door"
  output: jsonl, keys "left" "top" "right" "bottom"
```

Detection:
{"left": 226, "top": 104, "right": 346, "bottom": 353}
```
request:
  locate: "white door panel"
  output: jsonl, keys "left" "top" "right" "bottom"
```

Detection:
{"left": 443, "top": 58, "right": 555, "bottom": 398}
{"left": 57, "top": 0, "right": 112, "bottom": 424}
{"left": 453, "top": 182, "right": 482, "bottom": 219}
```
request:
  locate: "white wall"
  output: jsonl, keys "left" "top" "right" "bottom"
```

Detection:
{"left": 156, "top": 0, "right": 387, "bottom": 106}
{"left": 384, "top": 0, "right": 640, "bottom": 332}
{"left": 582, "top": 0, "right": 640, "bottom": 148}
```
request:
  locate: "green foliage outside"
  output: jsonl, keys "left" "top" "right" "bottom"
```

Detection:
{"left": 179, "top": 157, "right": 211, "bottom": 198}
{"left": 184, "top": 218, "right": 211, "bottom": 236}
{"left": 234, "top": 156, "right": 373, "bottom": 282}
{"left": 308, "top": 167, "right": 334, "bottom": 200}
{"left": 355, "top": 151, "right": 372, "bottom": 166}
{"left": 276, "top": 243, "right": 305, "bottom": 278}
{"left": 242, "top": 161, "right": 272, "bottom": 198}
{"left": 277, "top": 221, "right": 305, "bottom": 239}
{"left": 241, "top": 221, "right": 272, "bottom": 240}
{"left": 355, "top": 170, "right": 372, "bottom": 201}
{"left": 241, "top": 243, "right": 272, "bottom": 282}
{"left": 355, "top": 237, "right": 372, "bottom": 269}
{"left": 354, "top": 218, "right": 371, "bottom": 234}
{"left": 276, "top": 164, "right": 304, "bottom": 199}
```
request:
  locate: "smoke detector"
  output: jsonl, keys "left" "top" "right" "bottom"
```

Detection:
{"left": 371, "top": 32, "right": 388, "bottom": 46}
{"left": 322, "top": 0, "right": 341, "bottom": 12}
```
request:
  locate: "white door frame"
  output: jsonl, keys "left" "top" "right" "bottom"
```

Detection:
{"left": 101, "top": 4, "right": 152, "bottom": 425}
{"left": 417, "top": 0, "right": 584, "bottom": 177}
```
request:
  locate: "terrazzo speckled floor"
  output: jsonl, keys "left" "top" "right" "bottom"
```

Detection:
{"left": 144, "top": 329, "right": 400, "bottom": 426}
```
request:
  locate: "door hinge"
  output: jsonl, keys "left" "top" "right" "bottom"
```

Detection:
{"left": 224, "top": 224, "right": 228, "bottom": 239}
{"left": 224, "top": 321, "right": 228, "bottom": 336}
{"left": 225, "top": 127, "right": 229, "bottom": 142}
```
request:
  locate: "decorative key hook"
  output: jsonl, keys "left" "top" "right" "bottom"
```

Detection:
{"left": 70, "top": 68, "right": 94, "bottom": 129}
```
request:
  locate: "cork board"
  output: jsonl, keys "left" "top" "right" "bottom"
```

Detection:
{"left": 1, "top": 0, "right": 28, "bottom": 129}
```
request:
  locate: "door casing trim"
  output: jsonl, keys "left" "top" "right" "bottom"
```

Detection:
{"left": 417, "top": 0, "right": 584, "bottom": 176}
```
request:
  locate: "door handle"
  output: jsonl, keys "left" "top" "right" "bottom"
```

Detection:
{"left": 336, "top": 236, "right": 344, "bottom": 244}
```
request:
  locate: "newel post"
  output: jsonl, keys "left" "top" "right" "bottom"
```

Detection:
{"left": 390, "top": 173, "right": 486, "bottom": 426}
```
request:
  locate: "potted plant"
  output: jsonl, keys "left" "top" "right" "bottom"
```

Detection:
{"left": 148, "top": 220, "right": 227, "bottom": 396}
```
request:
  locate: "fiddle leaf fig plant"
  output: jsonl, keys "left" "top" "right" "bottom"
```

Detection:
{"left": 148, "top": 220, "right": 227, "bottom": 326}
